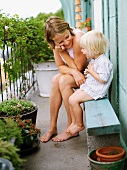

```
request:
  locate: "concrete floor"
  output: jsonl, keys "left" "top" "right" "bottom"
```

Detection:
{"left": 22, "top": 90, "right": 89, "bottom": 170}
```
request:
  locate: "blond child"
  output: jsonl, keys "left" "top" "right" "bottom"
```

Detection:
{"left": 67, "top": 30, "right": 113, "bottom": 135}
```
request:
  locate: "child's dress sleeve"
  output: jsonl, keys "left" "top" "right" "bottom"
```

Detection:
{"left": 97, "top": 61, "right": 113, "bottom": 82}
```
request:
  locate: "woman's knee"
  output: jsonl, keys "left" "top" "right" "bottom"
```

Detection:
{"left": 59, "top": 75, "right": 73, "bottom": 89}
{"left": 51, "top": 74, "right": 60, "bottom": 87}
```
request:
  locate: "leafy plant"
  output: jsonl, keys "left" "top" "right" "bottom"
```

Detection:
{"left": 0, "top": 9, "right": 64, "bottom": 89}
{"left": 0, "top": 117, "right": 41, "bottom": 149}
{"left": 0, "top": 12, "right": 53, "bottom": 82}
{"left": 0, "top": 13, "right": 53, "bottom": 62}
{"left": 16, "top": 117, "right": 41, "bottom": 149}
{"left": 0, "top": 118, "right": 23, "bottom": 148}
{"left": 106, "top": 149, "right": 121, "bottom": 155}
{"left": 0, "top": 99, "right": 35, "bottom": 116}
{"left": 0, "top": 138, "right": 24, "bottom": 170}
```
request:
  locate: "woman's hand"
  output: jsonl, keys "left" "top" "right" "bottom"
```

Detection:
{"left": 72, "top": 69, "right": 86, "bottom": 86}
{"left": 55, "top": 45, "right": 65, "bottom": 52}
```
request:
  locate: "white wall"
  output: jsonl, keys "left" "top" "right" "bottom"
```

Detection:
{"left": 94, "top": 0, "right": 103, "bottom": 32}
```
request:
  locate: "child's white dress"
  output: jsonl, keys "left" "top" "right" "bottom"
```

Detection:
{"left": 80, "top": 54, "right": 113, "bottom": 100}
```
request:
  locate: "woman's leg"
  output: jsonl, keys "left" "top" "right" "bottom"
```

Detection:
{"left": 52, "top": 74, "right": 79, "bottom": 142}
{"left": 66, "top": 94, "right": 77, "bottom": 133}
{"left": 69, "top": 89, "right": 93, "bottom": 135}
{"left": 40, "top": 74, "right": 63, "bottom": 142}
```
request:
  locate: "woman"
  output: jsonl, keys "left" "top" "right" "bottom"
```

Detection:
{"left": 40, "top": 16, "right": 87, "bottom": 142}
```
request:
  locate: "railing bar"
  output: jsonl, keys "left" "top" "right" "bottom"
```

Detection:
{"left": 0, "top": 62, "right": 3, "bottom": 101}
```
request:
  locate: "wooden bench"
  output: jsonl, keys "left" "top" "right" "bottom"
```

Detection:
{"left": 83, "top": 97, "right": 121, "bottom": 152}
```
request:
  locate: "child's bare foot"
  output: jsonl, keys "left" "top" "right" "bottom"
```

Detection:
{"left": 66, "top": 123, "right": 75, "bottom": 132}
{"left": 40, "top": 129, "right": 57, "bottom": 143}
{"left": 69, "top": 124, "right": 85, "bottom": 135}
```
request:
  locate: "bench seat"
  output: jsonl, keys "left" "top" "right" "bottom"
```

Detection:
{"left": 85, "top": 97, "right": 120, "bottom": 136}
{"left": 83, "top": 97, "right": 121, "bottom": 152}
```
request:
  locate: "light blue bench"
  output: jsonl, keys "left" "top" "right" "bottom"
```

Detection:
{"left": 83, "top": 97, "right": 121, "bottom": 152}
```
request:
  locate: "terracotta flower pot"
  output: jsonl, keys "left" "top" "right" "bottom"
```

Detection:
{"left": 96, "top": 146, "right": 126, "bottom": 162}
{"left": 88, "top": 150, "right": 126, "bottom": 170}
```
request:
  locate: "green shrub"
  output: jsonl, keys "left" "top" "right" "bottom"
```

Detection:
{"left": 0, "top": 118, "right": 23, "bottom": 148}
{"left": 0, "top": 99, "right": 35, "bottom": 116}
{"left": 0, "top": 138, "right": 25, "bottom": 170}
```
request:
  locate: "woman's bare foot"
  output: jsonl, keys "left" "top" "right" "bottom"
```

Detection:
{"left": 52, "top": 131, "right": 79, "bottom": 142}
{"left": 69, "top": 124, "right": 85, "bottom": 135}
{"left": 40, "top": 129, "right": 57, "bottom": 143}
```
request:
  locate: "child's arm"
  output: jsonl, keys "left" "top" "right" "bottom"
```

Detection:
{"left": 86, "top": 62, "right": 106, "bottom": 84}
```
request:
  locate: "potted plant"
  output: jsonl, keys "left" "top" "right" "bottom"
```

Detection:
{"left": 96, "top": 146, "right": 126, "bottom": 162}
{"left": 0, "top": 98, "right": 38, "bottom": 125}
{"left": 87, "top": 148, "right": 126, "bottom": 170}
{"left": 15, "top": 117, "right": 41, "bottom": 153}
{"left": 81, "top": 17, "right": 91, "bottom": 32}
{"left": 0, "top": 117, "right": 41, "bottom": 155}
{"left": 0, "top": 118, "right": 23, "bottom": 148}
{"left": 0, "top": 12, "right": 57, "bottom": 98}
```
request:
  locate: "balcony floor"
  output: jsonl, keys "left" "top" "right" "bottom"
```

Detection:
{"left": 22, "top": 90, "right": 88, "bottom": 170}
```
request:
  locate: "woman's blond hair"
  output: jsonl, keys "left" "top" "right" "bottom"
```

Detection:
{"left": 44, "top": 16, "right": 74, "bottom": 49}
{"left": 80, "top": 30, "right": 109, "bottom": 56}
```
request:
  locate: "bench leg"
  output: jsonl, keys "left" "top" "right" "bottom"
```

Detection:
{"left": 87, "top": 133, "right": 120, "bottom": 152}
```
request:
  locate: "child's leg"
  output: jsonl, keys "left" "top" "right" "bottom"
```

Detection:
{"left": 69, "top": 89, "right": 93, "bottom": 135}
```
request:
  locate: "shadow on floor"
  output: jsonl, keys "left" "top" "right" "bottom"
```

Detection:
{"left": 22, "top": 90, "right": 89, "bottom": 170}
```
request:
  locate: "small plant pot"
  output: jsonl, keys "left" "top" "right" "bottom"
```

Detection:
{"left": 21, "top": 105, "right": 38, "bottom": 125}
{"left": 20, "top": 138, "right": 40, "bottom": 156}
{"left": 0, "top": 158, "right": 14, "bottom": 170}
{"left": 88, "top": 150, "right": 126, "bottom": 170}
{"left": 0, "top": 100, "right": 38, "bottom": 125}
{"left": 96, "top": 146, "right": 126, "bottom": 162}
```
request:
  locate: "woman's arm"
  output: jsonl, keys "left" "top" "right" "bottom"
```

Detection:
{"left": 59, "top": 50, "right": 78, "bottom": 69}
{"left": 53, "top": 49, "right": 86, "bottom": 86}
{"left": 53, "top": 46, "right": 77, "bottom": 69}
{"left": 73, "top": 32, "right": 87, "bottom": 72}
{"left": 53, "top": 49, "right": 76, "bottom": 73}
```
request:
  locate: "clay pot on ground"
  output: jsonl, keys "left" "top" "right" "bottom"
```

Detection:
{"left": 96, "top": 146, "right": 126, "bottom": 162}
{"left": 88, "top": 149, "right": 126, "bottom": 170}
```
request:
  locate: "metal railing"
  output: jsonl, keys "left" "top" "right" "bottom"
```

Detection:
{"left": 0, "top": 43, "right": 37, "bottom": 102}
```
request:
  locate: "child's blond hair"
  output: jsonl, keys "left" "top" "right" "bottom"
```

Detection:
{"left": 80, "top": 30, "right": 108, "bottom": 56}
